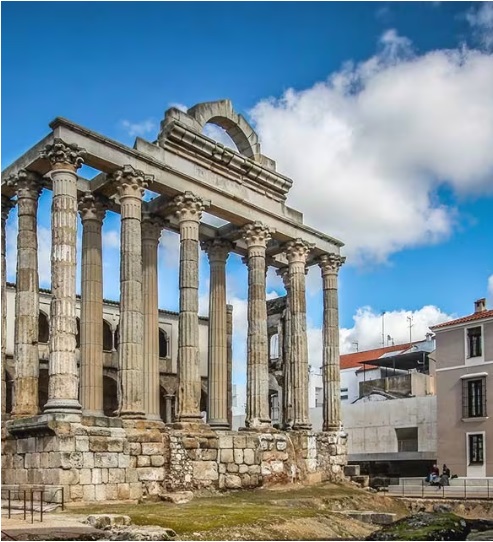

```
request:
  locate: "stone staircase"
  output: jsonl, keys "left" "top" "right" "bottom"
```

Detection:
{"left": 344, "top": 464, "right": 369, "bottom": 488}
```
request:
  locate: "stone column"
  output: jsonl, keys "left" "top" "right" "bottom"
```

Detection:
{"left": 42, "top": 139, "right": 85, "bottom": 414}
{"left": 319, "top": 254, "right": 345, "bottom": 432}
{"left": 241, "top": 222, "right": 272, "bottom": 428}
{"left": 1, "top": 195, "right": 15, "bottom": 416}
{"left": 226, "top": 304, "right": 233, "bottom": 429}
{"left": 114, "top": 165, "right": 150, "bottom": 419}
{"left": 202, "top": 239, "right": 232, "bottom": 430}
{"left": 164, "top": 394, "right": 174, "bottom": 423}
{"left": 141, "top": 213, "right": 164, "bottom": 421}
{"left": 8, "top": 171, "right": 42, "bottom": 418}
{"left": 286, "top": 239, "right": 313, "bottom": 430}
{"left": 277, "top": 267, "right": 293, "bottom": 427}
{"left": 78, "top": 193, "right": 106, "bottom": 417}
{"left": 175, "top": 192, "right": 207, "bottom": 423}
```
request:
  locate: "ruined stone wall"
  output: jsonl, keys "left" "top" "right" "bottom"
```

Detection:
{"left": 2, "top": 418, "right": 347, "bottom": 503}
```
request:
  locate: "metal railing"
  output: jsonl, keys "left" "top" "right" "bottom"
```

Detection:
{"left": 1, "top": 487, "right": 64, "bottom": 523}
{"left": 385, "top": 479, "right": 492, "bottom": 500}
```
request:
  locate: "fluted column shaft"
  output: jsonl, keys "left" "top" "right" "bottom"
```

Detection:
{"left": 242, "top": 222, "right": 272, "bottom": 428}
{"left": 286, "top": 240, "right": 312, "bottom": 430}
{"left": 226, "top": 304, "right": 233, "bottom": 429}
{"left": 142, "top": 214, "right": 163, "bottom": 421}
{"left": 10, "top": 173, "right": 42, "bottom": 417}
{"left": 202, "top": 239, "right": 231, "bottom": 429}
{"left": 115, "top": 165, "right": 150, "bottom": 419}
{"left": 79, "top": 194, "right": 106, "bottom": 416}
{"left": 278, "top": 267, "right": 293, "bottom": 426}
{"left": 320, "top": 254, "right": 345, "bottom": 432}
{"left": 1, "top": 196, "right": 15, "bottom": 416}
{"left": 175, "top": 192, "right": 207, "bottom": 423}
{"left": 42, "top": 139, "right": 85, "bottom": 414}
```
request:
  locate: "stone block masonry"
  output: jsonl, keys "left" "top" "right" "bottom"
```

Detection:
{"left": 2, "top": 416, "right": 347, "bottom": 502}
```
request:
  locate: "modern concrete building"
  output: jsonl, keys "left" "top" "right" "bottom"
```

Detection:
{"left": 432, "top": 298, "right": 493, "bottom": 478}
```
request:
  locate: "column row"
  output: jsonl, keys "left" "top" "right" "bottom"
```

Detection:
{"left": 3, "top": 141, "right": 344, "bottom": 432}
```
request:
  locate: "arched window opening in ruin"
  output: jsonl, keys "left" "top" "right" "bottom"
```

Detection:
{"left": 114, "top": 324, "right": 119, "bottom": 351}
{"left": 38, "top": 368, "right": 49, "bottom": 412}
{"left": 159, "top": 328, "right": 168, "bottom": 359}
{"left": 5, "top": 370, "right": 13, "bottom": 414}
{"left": 270, "top": 333, "right": 279, "bottom": 360}
{"left": 75, "top": 317, "right": 81, "bottom": 348}
{"left": 103, "top": 375, "right": 118, "bottom": 417}
{"left": 103, "top": 320, "right": 113, "bottom": 352}
{"left": 38, "top": 311, "right": 49, "bottom": 344}
{"left": 202, "top": 123, "right": 238, "bottom": 151}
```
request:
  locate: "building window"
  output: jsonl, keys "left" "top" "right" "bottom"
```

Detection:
{"left": 102, "top": 320, "right": 113, "bottom": 352}
{"left": 159, "top": 329, "right": 169, "bottom": 358}
{"left": 469, "top": 434, "right": 484, "bottom": 464}
{"left": 340, "top": 387, "right": 349, "bottom": 401}
{"left": 467, "top": 327, "right": 482, "bottom": 358}
{"left": 395, "top": 427, "right": 418, "bottom": 452}
{"left": 462, "top": 378, "right": 486, "bottom": 418}
{"left": 315, "top": 387, "right": 323, "bottom": 407}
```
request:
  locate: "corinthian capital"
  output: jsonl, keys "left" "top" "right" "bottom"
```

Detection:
{"left": 141, "top": 212, "right": 165, "bottom": 242}
{"left": 41, "top": 138, "right": 85, "bottom": 171}
{"left": 173, "top": 191, "right": 208, "bottom": 223}
{"left": 201, "top": 238, "right": 232, "bottom": 263}
{"left": 112, "top": 165, "right": 151, "bottom": 199}
{"left": 6, "top": 170, "right": 43, "bottom": 199}
{"left": 78, "top": 192, "right": 107, "bottom": 223}
{"left": 318, "top": 253, "right": 346, "bottom": 275}
{"left": 241, "top": 221, "right": 273, "bottom": 249}
{"left": 285, "top": 239, "right": 315, "bottom": 264}
{"left": 1, "top": 195, "right": 15, "bottom": 222}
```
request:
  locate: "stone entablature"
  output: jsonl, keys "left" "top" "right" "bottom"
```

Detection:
{"left": 2, "top": 100, "right": 347, "bottom": 502}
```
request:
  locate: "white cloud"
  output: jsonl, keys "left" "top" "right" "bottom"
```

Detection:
{"left": 339, "top": 305, "right": 453, "bottom": 354}
{"left": 466, "top": 2, "right": 493, "bottom": 50}
{"left": 202, "top": 123, "right": 237, "bottom": 150}
{"left": 120, "top": 119, "right": 156, "bottom": 137}
{"left": 488, "top": 274, "right": 493, "bottom": 303}
{"left": 103, "top": 229, "right": 120, "bottom": 250}
{"left": 168, "top": 102, "right": 188, "bottom": 112}
{"left": 250, "top": 31, "right": 493, "bottom": 264}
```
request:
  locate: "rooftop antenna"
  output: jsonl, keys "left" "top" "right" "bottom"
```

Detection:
{"left": 381, "top": 311, "right": 386, "bottom": 347}
{"left": 407, "top": 315, "right": 414, "bottom": 345}
{"left": 352, "top": 341, "right": 359, "bottom": 352}
{"left": 387, "top": 334, "right": 394, "bottom": 346}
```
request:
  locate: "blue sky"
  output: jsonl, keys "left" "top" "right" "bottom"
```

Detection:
{"left": 2, "top": 2, "right": 493, "bottom": 407}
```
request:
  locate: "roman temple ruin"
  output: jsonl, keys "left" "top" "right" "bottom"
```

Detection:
{"left": 1, "top": 100, "right": 347, "bottom": 502}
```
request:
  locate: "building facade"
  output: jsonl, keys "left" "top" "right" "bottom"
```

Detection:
{"left": 3, "top": 283, "right": 212, "bottom": 422}
{"left": 1, "top": 100, "right": 347, "bottom": 502}
{"left": 432, "top": 298, "right": 493, "bottom": 478}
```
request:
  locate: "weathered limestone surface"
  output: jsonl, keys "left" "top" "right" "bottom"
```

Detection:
{"left": 1, "top": 195, "right": 15, "bottom": 416}
{"left": 286, "top": 239, "right": 313, "bottom": 430}
{"left": 7, "top": 171, "right": 41, "bottom": 417}
{"left": 242, "top": 222, "right": 272, "bottom": 428}
{"left": 79, "top": 193, "right": 106, "bottom": 417}
{"left": 319, "top": 254, "right": 346, "bottom": 432}
{"left": 114, "top": 165, "right": 150, "bottom": 419}
{"left": 202, "top": 239, "right": 231, "bottom": 430}
{"left": 175, "top": 192, "right": 208, "bottom": 423}
{"left": 142, "top": 214, "right": 164, "bottom": 421}
{"left": 226, "top": 304, "right": 233, "bottom": 429}
{"left": 278, "top": 267, "right": 293, "bottom": 427}
{"left": 42, "top": 140, "right": 85, "bottom": 414}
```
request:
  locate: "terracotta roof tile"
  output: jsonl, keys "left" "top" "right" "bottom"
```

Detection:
{"left": 340, "top": 343, "right": 412, "bottom": 370}
{"left": 430, "top": 310, "right": 493, "bottom": 330}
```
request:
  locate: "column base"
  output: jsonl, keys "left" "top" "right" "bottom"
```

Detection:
{"left": 209, "top": 420, "right": 230, "bottom": 431}
{"left": 146, "top": 413, "right": 163, "bottom": 422}
{"left": 120, "top": 410, "right": 146, "bottom": 419}
{"left": 43, "top": 398, "right": 82, "bottom": 414}
{"left": 292, "top": 422, "right": 313, "bottom": 431}
{"left": 11, "top": 408, "right": 40, "bottom": 419}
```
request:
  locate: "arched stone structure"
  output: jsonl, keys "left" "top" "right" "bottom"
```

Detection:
{"left": 103, "top": 320, "right": 113, "bottom": 352}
